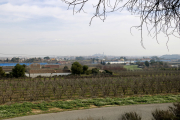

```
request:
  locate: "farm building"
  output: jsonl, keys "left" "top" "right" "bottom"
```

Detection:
{"left": 44, "top": 64, "right": 60, "bottom": 69}
{"left": 27, "top": 69, "right": 71, "bottom": 78}
{"left": 1, "top": 66, "right": 14, "bottom": 73}
{"left": 29, "top": 63, "right": 41, "bottom": 69}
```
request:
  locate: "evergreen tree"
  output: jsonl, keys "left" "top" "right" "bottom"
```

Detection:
{"left": 71, "top": 62, "right": 83, "bottom": 75}
{"left": 12, "top": 64, "right": 25, "bottom": 78}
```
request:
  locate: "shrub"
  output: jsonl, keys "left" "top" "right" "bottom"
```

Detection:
{"left": 152, "top": 102, "right": 180, "bottom": 120}
{"left": 169, "top": 102, "right": 180, "bottom": 119}
{"left": 120, "top": 112, "right": 141, "bottom": 120}
{"left": 63, "top": 66, "right": 69, "bottom": 70}
{"left": 152, "top": 109, "right": 175, "bottom": 120}
{"left": 86, "top": 70, "right": 92, "bottom": 75}
{"left": 92, "top": 68, "right": 99, "bottom": 74}
{"left": 104, "top": 70, "right": 113, "bottom": 75}
{"left": 83, "top": 65, "right": 88, "bottom": 74}
{"left": 145, "top": 61, "right": 149, "bottom": 67}
{"left": 5, "top": 72, "right": 13, "bottom": 78}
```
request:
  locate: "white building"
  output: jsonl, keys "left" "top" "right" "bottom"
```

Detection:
{"left": 105, "top": 61, "right": 135, "bottom": 64}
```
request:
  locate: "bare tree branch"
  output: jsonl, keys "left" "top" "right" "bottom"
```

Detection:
{"left": 61, "top": 0, "right": 180, "bottom": 48}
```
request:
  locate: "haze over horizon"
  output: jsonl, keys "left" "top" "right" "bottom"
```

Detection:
{"left": 0, "top": 0, "right": 180, "bottom": 57}
{"left": 0, "top": 53, "right": 178, "bottom": 58}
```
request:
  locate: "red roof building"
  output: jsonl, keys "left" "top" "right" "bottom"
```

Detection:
{"left": 44, "top": 65, "right": 60, "bottom": 69}
{"left": 29, "top": 63, "right": 41, "bottom": 69}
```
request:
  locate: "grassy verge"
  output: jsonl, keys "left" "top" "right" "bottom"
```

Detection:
{"left": 123, "top": 65, "right": 142, "bottom": 71}
{"left": 1, "top": 94, "right": 180, "bottom": 119}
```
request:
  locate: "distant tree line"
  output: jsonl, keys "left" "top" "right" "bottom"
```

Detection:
{"left": 71, "top": 62, "right": 114, "bottom": 75}
{"left": 44, "top": 56, "right": 50, "bottom": 60}
{"left": 136, "top": 60, "right": 169, "bottom": 68}
{"left": 75, "top": 57, "right": 85, "bottom": 60}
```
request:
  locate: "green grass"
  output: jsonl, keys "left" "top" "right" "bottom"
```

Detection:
{"left": 123, "top": 65, "right": 142, "bottom": 71}
{"left": 0, "top": 94, "right": 180, "bottom": 119}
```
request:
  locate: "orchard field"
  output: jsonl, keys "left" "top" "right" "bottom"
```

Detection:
{"left": 1, "top": 70, "right": 180, "bottom": 104}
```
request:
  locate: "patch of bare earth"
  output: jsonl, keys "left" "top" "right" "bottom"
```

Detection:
{"left": 31, "top": 109, "right": 43, "bottom": 114}
{"left": 48, "top": 107, "right": 63, "bottom": 112}
{"left": 31, "top": 107, "right": 63, "bottom": 114}
{"left": 89, "top": 105, "right": 97, "bottom": 108}
{"left": 105, "top": 105, "right": 117, "bottom": 107}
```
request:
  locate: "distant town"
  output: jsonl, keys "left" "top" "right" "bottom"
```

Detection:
{"left": 1, "top": 54, "right": 180, "bottom": 78}
{"left": 1, "top": 54, "right": 180, "bottom": 65}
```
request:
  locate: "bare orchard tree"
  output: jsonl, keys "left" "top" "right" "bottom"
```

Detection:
{"left": 62, "top": 0, "right": 180, "bottom": 48}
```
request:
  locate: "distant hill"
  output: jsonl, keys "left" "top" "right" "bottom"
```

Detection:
{"left": 161, "top": 54, "right": 180, "bottom": 59}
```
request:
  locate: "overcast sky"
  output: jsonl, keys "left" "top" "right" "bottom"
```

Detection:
{"left": 0, "top": 0, "right": 180, "bottom": 57}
